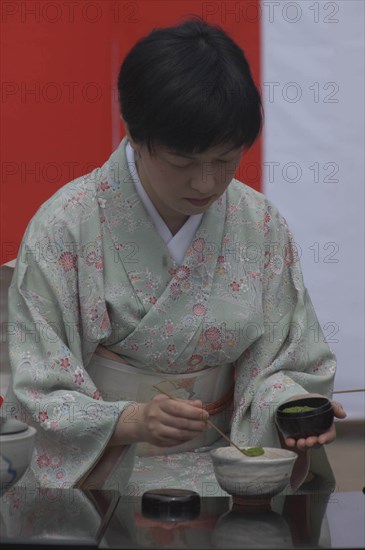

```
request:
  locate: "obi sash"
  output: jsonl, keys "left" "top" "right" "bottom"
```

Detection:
{"left": 87, "top": 345, "right": 234, "bottom": 457}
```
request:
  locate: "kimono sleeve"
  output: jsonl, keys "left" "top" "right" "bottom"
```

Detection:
{"left": 4, "top": 213, "right": 132, "bottom": 489}
{"left": 230, "top": 202, "right": 337, "bottom": 449}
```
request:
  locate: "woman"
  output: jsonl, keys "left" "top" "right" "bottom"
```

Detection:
{"left": 4, "top": 17, "right": 345, "bottom": 495}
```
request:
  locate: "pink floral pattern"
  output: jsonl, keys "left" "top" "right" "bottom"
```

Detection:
{"left": 230, "top": 281, "right": 240, "bottom": 292}
{"left": 5, "top": 136, "right": 336, "bottom": 493}
{"left": 38, "top": 411, "right": 48, "bottom": 423}
{"left": 74, "top": 367, "right": 84, "bottom": 385}
{"left": 98, "top": 181, "right": 110, "bottom": 192}
{"left": 37, "top": 454, "right": 50, "bottom": 468}
{"left": 59, "top": 357, "right": 70, "bottom": 369}
{"left": 192, "top": 303, "right": 207, "bottom": 316}
{"left": 59, "top": 252, "right": 78, "bottom": 272}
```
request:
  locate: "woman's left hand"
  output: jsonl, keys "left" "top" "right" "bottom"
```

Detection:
{"left": 283, "top": 400, "right": 347, "bottom": 451}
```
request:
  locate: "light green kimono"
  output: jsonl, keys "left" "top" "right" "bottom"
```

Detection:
{"left": 3, "top": 136, "right": 336, "bottom": 494}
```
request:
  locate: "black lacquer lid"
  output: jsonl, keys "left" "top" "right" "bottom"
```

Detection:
{"left": 141, "top": 488, "right": 201, "bottom": 522}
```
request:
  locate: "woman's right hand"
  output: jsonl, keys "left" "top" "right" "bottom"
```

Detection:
{"left": 109, "top": 394, "right": 210, "bottom": 447}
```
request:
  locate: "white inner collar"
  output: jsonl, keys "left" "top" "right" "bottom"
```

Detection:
{"left": 125, "top": 140, "right": 203, "bottom": 264}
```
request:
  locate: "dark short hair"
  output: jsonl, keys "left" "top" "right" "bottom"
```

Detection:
{"left": 118, "top": 16, "right": 263, "bottom": 155}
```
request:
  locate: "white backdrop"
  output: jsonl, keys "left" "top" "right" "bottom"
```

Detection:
{"left": 261, "top": 0, "right": 364, "bottom": 418}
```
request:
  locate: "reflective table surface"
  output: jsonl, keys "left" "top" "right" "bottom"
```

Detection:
{"left": 0, "top": 487, "right": 119, "bottom": 548}
{"left": 1, "top": 488, "right": 364, "bottom": 549}
{"left": 100, "top": 490, "right": 364, "bottom": 549}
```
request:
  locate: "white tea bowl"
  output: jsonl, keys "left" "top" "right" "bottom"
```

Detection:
{"left": 210, "top": 447, "right": 297, "bottom": 499}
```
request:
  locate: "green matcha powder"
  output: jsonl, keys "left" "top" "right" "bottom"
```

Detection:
{"left": 282, "top": 405, "right": 316, "bottom": 413}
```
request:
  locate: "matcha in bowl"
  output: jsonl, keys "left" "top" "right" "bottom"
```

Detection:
{"left": 275, "top": 396, "right": 334, "bottom": 440}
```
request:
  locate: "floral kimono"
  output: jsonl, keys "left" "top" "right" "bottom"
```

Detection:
{"left": 3, "top": 136, "right": 336, "bottom": 495}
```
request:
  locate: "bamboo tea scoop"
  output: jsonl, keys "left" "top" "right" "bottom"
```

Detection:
{"left": 152, "top": 384, "right": 249, "bottom": 457}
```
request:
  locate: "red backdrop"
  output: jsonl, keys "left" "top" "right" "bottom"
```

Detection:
{"left": 1, "top": 0, "right": 261, "bottom": 264}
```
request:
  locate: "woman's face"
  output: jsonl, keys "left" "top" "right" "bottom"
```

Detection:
{"left": 132, "top": 140, "right": 243, "bottom": 233}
